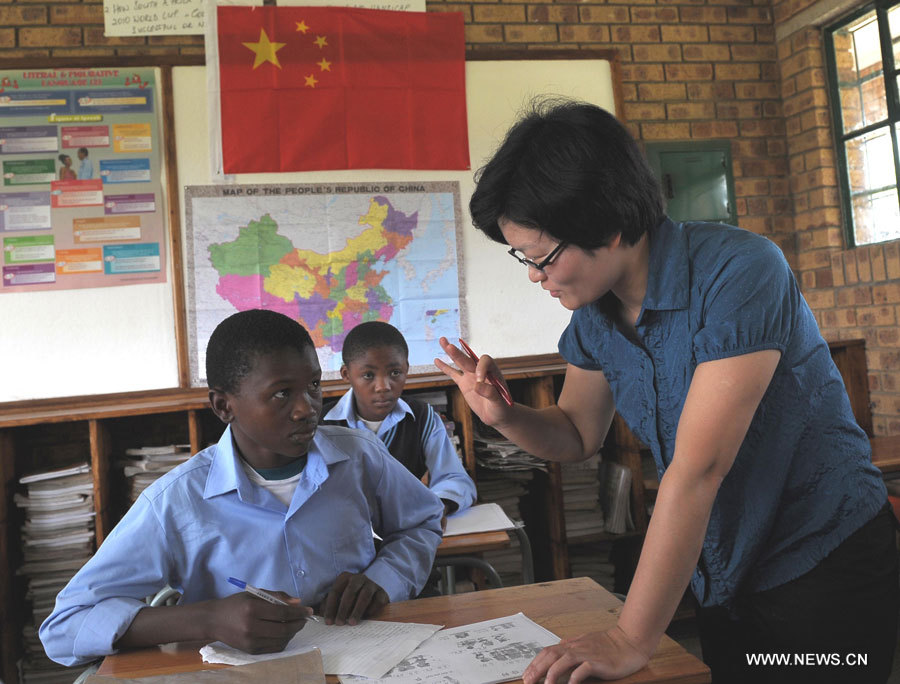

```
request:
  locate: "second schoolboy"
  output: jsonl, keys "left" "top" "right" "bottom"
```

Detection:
{"left": 322, "top": 321, "right": 476, "bottom": 526}
{"left": 40, "top": 310, "right": 443, "bottom": 667}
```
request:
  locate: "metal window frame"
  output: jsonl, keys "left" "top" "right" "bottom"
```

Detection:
{"left": 824, "top": 0, "right": 900, "bottom": 247}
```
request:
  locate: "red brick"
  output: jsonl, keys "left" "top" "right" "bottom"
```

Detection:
{"left": 504, "top": 24, "right": 558, "bottom": 42}
{"left": 638, "top": 82, "right": 686, "bottom": 100}
{"left": 19, "top": 26, "right": 81, "bottom": 46}
{"left": 709, "top": 25, "right": 755, "bottom": 42}
{"left": 611, "top": 25, "right": 660, "bottom": 42}
{"left": 633, "top": 44, "right": 681, "bottom": 62}
{"left": 679, "top": 6, "right": 727, "bottom": 22}
{"left": 726, "top": 6, "right": 771, "bottom": 22}
{"left": 630, "top": 6, "right": 679, "bottom": 23}
{"left": 667, "top": 101, "right": 716, "bottom": 119}
{"left": 0, "top": 5, "right": 46, "bottom": 24}
{"left": 691, "top": 120, "right": 740, "bottom": 138}
{"left": 641, "top": 122, "right": 692, "bottom": 139}
{"left": 621, "top": 64, "right": 665, "bottom": 82}
{"left": 683, "top": 44, "right": 731, "bottom": 61}
{"left": 715, "top": 62, "right": 762, "bottom": 80}
{"left": 661, "top": 25, "right": 709, "bottom": 42}
{"left": 623, "top": 102, "right": 666, "bottom": 120}
{"left": 474, "top": 4, "right": 525, "bottom": 22}
{"left": 559, "top": 25, "right": 610, "bottom": 43}
{"left": 579, "top": 5, "right": 629, "bottom": 23}
{"left": 665, "top": 63, "right": 714, "bottom": 80}
{"left": 465, "top": 24, "right": 504, "bottom": 42}
{"left": 50, "top": 4, "right": 102, "bottom": 24}
{"left": 526, "top": 5, "right": 577, "bottom": 23}
{"left": 686, "top": 81, "right": 735, "bottom": 99}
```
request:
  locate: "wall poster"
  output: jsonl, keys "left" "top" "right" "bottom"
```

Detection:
{"left": 0, "top": 68, "right": 167, "bottom": 293}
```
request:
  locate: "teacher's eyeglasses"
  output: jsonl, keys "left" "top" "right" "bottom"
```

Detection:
{"left": 507, "top": 242, "right": 568, "bottom": 272}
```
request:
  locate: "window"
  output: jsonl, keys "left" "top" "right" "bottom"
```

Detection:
{"left": 825, "top": 1, "right": 900, "bottom": 246}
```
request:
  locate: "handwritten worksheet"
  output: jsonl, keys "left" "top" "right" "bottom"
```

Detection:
{"left": 339, "top": 613, "right": 560, "bottom": 684}
{"left": 200, "top": 619, "right": 442, "bottom": 679}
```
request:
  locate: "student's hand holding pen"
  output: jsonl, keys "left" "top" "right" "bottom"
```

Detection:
{"left": 321, "top": 572, "right": 388, "bottom": 626}
{"left": 210, "top": 590, "right": 313, "bottom": 655}
{"left": 435, "top": 337, "right": 515, "bottom": 427}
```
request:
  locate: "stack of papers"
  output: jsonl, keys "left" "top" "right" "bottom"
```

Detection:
{"left": 599, "top": 461, "right": 634, "bottom": 535}
{"left": 202, "top": 619, "right": 443, "bottom": 680}
{"left": 200, "top": 613, "right": 559, "bottom": 684}
{"left": 117, "top": 444, "right": 192, "bottom": 503}
{"left": 15, "top": 462, "right": 96, "bottom": 684}
{"left": 443, "top": 503, "right": 515, "bottom": 537}
{"left": 473, "top": 419, "right": 546, "bottom": 473}
{"left": 341, "top": 613, "right": 560, "bottom": 684}
{"left": 561, "top": 453, "right": 605, "bottom": 541}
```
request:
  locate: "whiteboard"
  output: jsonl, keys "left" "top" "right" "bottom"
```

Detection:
{"left": 0, "top": 56, "right": 616, "bottom": 402}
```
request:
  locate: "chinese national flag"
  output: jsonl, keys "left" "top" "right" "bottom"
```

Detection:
{"left": 217, "top": 5, "right": 470, "bottom": 173}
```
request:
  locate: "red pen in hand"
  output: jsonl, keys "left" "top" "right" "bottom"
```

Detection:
{"left": 458, "top": 338, "right": 514, "bottom": 407}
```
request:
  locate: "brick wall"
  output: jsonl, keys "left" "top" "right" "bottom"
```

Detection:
{"left": 4, "top": 0, "right": 897, "bottom": 433}
{"left": 774, "top": 0, "right": 900, "bottom": 435}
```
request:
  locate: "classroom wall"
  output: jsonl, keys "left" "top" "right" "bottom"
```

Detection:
{"left": 773, "top": 0, "right": 900, "bottom": 436}
{"left": 4, "top": 0, "right": 900, "bottom": 435}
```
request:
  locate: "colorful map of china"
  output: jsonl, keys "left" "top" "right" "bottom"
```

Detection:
{"left": 208, "top": 195, "right": 417, "bottom": 351}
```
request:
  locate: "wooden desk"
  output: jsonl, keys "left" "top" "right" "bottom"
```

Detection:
{"left": 436, "top": 529, "right": 511, "bottom": 555}
{"left": 96, "top": 577, "right": 709, "bottom": 683}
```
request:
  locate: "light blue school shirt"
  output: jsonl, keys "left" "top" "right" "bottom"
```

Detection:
{"left": 558, "top": 217, "right": 886, "bottom": 610}
{"left": 323, "top": 390, "right": 476, "bottom": 513}
{"left": 40, "top": 424, "right": 443, "bottom": 666}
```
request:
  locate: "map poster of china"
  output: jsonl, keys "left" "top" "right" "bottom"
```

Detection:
{"left": 184, "top": 181, "right": 466, "bottom": 384}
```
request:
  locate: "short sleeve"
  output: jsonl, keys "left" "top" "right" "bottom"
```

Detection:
{"left": 692, "top": 236, "right": 796, "bottom": 364}
{"left": 558, "top": 308, "right": 606, "bottom": 371}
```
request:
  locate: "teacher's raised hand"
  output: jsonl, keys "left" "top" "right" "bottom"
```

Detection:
{"left": 435, "top": 337, "right": 514, "bottom": 427}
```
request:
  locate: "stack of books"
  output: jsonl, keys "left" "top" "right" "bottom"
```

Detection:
{"left": 560, "top": 453, "right": 605, "bottom": 541}
{"left": 15, "top": 462, "right": 96, "bottom": 684}
{"left": 473, "top": 419, "right": 543, "bottom": 587}
{"left": 569, "top": 539, "right": 617, "bottom": 593}
{"left": 117, "top": 445, "right": 192, "bottom": 504}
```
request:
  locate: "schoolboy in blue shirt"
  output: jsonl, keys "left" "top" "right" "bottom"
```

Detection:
{"left": 40, "top": 310, "right": 443, "bottom": 667}
{"left": 322, "top": 321, "right": 476, "bottom": 529}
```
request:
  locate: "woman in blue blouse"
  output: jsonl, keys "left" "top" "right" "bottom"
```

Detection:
{"left": 436, "top": 100, "right": 897, "bottom": 684}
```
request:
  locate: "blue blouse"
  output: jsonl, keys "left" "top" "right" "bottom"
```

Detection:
{"left": 558, "top": 217, "right": 886, "bottom": 609}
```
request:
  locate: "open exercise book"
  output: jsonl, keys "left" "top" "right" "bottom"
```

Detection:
{"left": 201, "top": 613, "right": 559, "bottom": 684}
{"left": 443, "top": 502, "right": 516, "bottom": 537}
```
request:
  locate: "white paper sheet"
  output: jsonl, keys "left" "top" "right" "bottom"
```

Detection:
{"left": 200, "top": 619, "right": 442, "bottom": 679}
{"left": 443, "top": 503, "right": 516, "bottom": 537}
{"left": 339, "top": 613, "right": 560, "bottom": 684}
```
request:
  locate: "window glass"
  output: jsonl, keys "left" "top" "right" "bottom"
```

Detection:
{"left": 833, "top": 11, "right": 887, "bottom": 133}
{"left": 845, "top": 126, "right": 899, "bottom": 244}
{"left": 889, "top": 4, "right": 900, "bottom": 66}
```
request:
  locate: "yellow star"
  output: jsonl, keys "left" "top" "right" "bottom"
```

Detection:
{"left": 317, "top": 58, "right": 332, "bottom": 72}
{"left": 314, "top": 35, "right": 328, "bottom": 49}
{"left": 242, "top": 28, "right": 286, "bottom": 69}
{"left": 295, "top": 20, "right": 309, "bottom": 33}
{"left": 305, "top": 74, "right": 318, "bottom": 88}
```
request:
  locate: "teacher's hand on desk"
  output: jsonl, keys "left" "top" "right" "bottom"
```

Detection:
{"left": 321, "top": 572, "right": 388, "bottom": 626}
{"left": 435, "top": 337, "right": 514, "bottom": 426}
{"left": 523, "top": 626, "right": 650, "bottom": 683}
{"left": 204, "top": 591, "right": 311, "bottom": 655}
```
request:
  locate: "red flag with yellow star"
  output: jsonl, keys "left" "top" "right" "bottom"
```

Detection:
{"left": 216, "top": 5, "right": 469, "bottom": 173}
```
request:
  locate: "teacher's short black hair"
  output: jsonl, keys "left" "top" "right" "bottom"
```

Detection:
{"left": 206, "top": 309, "right": 315, "bottom": 393}
{"left": 342, "top": 321, "right": 408, "bottom": 366}
{"left": 469, "top": 98, "right": 664, "bottom": 249}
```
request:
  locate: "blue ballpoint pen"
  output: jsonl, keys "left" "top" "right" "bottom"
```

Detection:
{"left": 227, "top": 577, "right": 322, "bottom": 622}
